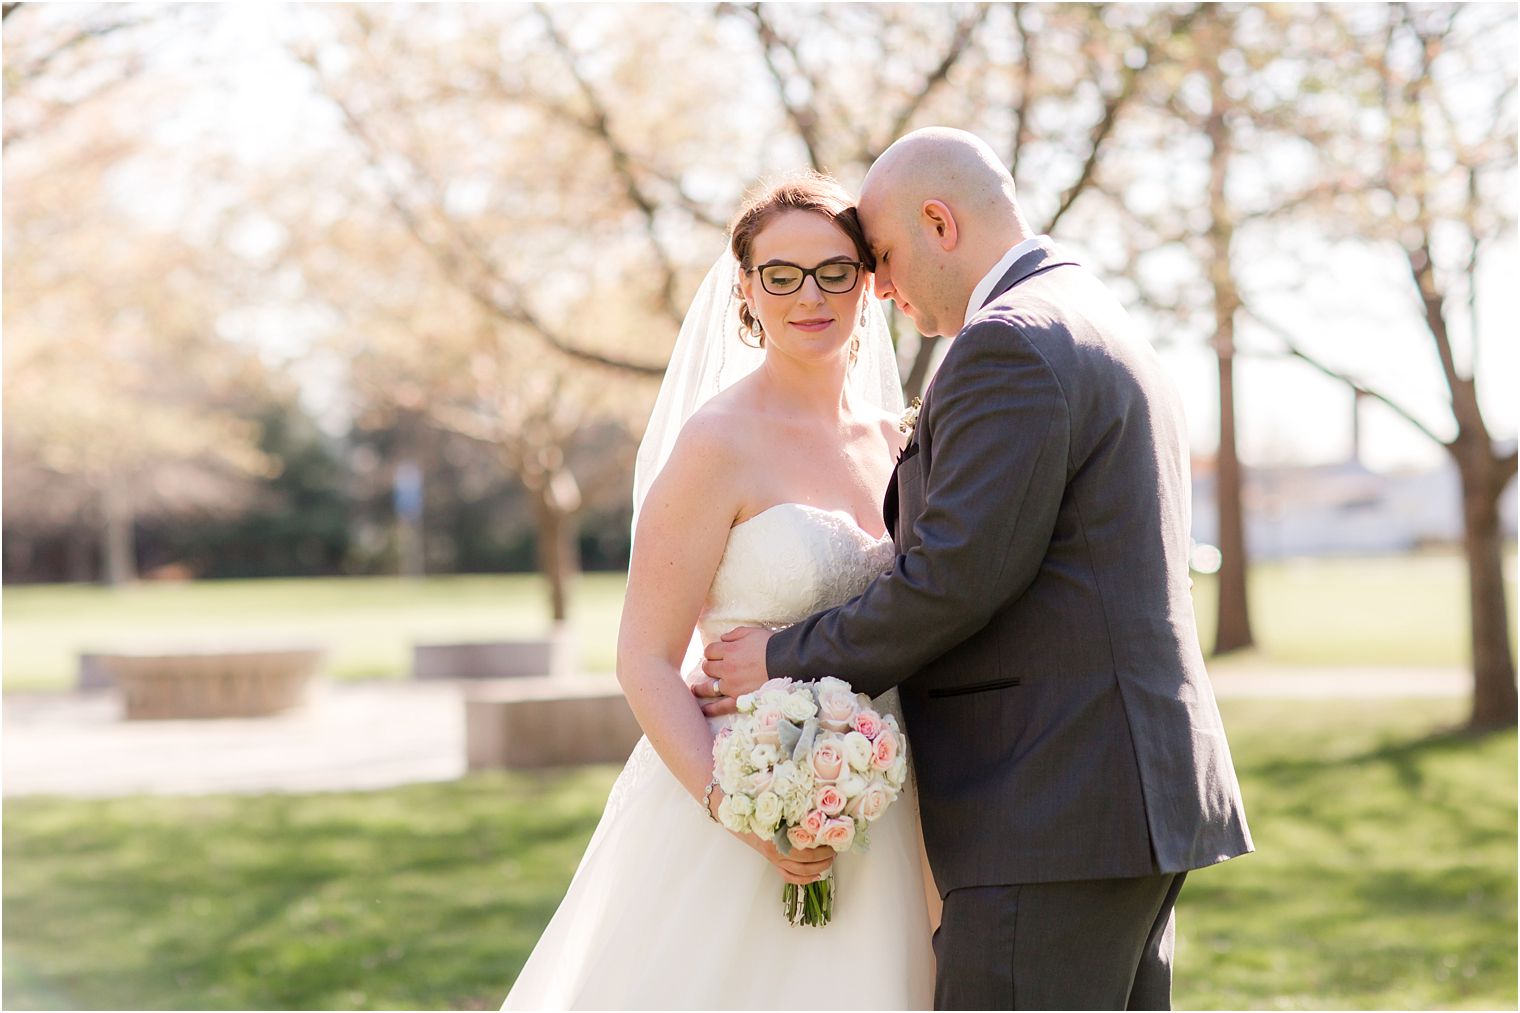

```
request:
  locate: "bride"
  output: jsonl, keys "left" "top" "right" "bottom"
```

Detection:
{"left": 502, "top": 173, "right": 935, "bottom": 1009}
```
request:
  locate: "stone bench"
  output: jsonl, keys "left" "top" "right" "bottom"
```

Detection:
{"left": 412, "top": 636, "right": 576, "bottom": 681}
{"left": 464, "top": 676, "right": 643, "bottom": 769}
{"left": 83, "top": 647, "right": 325, "bottom": 720}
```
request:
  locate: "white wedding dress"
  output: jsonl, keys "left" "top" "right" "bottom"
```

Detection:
{"left": 503, "top": 502, "right": 935, "bottom": 1010}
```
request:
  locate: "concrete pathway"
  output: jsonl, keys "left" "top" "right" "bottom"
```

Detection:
{"left": 0, "top": 666, "right": 1469, "bottom": 799}
{"left": 1206, "top": 663, "right": 1469, "bottom": 699}
{"left": 2, "top": 680, "right": 465, "bottom": 799}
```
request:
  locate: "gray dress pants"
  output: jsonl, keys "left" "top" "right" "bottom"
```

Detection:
{"left": 932, "top": 872, "right": 1186, "bottom": 1011}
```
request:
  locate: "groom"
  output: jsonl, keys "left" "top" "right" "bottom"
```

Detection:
{"left": 695, "top": 128, "right": 1252, "bottom": 1010}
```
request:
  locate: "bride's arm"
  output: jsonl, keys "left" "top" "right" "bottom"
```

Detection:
{"left": 616, "top": 421, "right": 743, "bottom": 803}
{"left": 618, "top": 420, "right": 835, "bottom": 885}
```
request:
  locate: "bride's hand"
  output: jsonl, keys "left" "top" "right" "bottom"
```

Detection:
{"left": 708, "top": 787, "right": 835, "bottom": 885}
{"left": 742, "top": 833, "right": 836, "bottom": 886}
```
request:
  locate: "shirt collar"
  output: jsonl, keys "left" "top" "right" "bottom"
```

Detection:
{"left": 964, "top": 236, "right": 1048, "bottom": 328}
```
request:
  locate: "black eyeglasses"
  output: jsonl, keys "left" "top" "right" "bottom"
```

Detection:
{"left": 749, "top": 260, "right": 863, "bottom": 296}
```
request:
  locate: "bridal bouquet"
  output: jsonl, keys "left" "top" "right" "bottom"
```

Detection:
{"left": 711, "top": 676, "right": 909, "bottom": 927}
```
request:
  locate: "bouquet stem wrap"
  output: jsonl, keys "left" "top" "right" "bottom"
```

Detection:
{"left": 782, "top": 868, "right": 835, "bottom": 927}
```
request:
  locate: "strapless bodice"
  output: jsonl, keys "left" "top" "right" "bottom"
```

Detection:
{"left": 699, "top": 502, "right": 895, "bottom": 644}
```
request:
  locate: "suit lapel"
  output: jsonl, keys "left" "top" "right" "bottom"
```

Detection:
{"left": 884, "top": 240, "right": 1076, "bottom": 546}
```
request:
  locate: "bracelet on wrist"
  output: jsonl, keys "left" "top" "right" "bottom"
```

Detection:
{"left": 701, "top": 777, "right": 721, "bottom": 823}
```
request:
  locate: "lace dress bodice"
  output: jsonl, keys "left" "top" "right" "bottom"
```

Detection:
{"left": 699, "top": 502, "right": 896, "bottom": 643}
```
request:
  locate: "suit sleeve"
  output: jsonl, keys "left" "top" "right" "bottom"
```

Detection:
{"left": 767, "top": 320, "right": 1070, "bottom": 697}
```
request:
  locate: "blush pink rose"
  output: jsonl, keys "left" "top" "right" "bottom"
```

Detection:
{"left": 800, "top": 808, "right": 828, "bottom": 836}
{"left": 819, "top": 818, "right": 856, "bottom": 851}
{"left": 810, "top": 739, "right": 845, "bottom": 782}
{"left": 786, "top": 825, "right": 816, "bottom": 850}
{"left": 746, "top": 768, "right": 775, "bottom": 796}
{"left": 851, "top": 708, "right": 883, "bottom": 740}
{"left": 815, "top": 785, "right": 846, "bottom": 817}
{"left": 816, "top": 683, "right": 858, "bottom": 732}
{"left": 871, "top": 728, "right": 900, "bottom": 770}
{"left": 846, "top": 784, "right": 890, "bottom": 822}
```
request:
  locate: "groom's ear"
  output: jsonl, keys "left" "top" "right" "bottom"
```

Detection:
{"left": 920, "top": 200, "right": 958, "bottom": 252}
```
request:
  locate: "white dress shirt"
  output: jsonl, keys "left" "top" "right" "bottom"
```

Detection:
{"left": 964, "top": 236, "right": 1049, "bottom": 329}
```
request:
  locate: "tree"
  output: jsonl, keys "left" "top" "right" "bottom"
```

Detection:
{"left": 3, "top": 5, "right": 275, "bottom": 584}
{"left": 260, "top": 4, "right": 759, "bottom": 615}
{"left": 1090, "top": 4, "right": 1371, "bottom": 656}
{"left": 1243, "top": 3, "right": 1517, "bottom": 728}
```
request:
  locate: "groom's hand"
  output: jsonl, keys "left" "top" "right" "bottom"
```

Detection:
{"left": 692, "top": 626, "right": 774, "bottom": 716}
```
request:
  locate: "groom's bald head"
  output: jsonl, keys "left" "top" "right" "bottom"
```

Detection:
{"left": 861, "top": 128, "right": 1022, "bottom": 230}
{"left": 858, "top": 128, "right": 1031, "bottom": 337}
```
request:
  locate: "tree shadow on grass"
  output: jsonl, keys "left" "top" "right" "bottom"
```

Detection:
{"left": 1247, "top": 723, "right": 1512, "bottom": 789}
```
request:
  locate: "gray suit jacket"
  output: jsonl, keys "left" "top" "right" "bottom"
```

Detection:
{"left": 768, "top": 240, "right": 1253, "bottom": 892}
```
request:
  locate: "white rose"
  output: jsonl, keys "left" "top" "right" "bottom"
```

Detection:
{"left": 888, "top": 751, "right": 907, "bottom": 788}
{"left": 816, "top": 676, "right": 852, "bottom": 697}
{"left": 736, "top": 692, "right": 757, "bottom": 714}
{"left": 843, "top": 731, "right": 873, "bottom": 772}
{"left": 780, "top": 691, "right": 816, "bottom": 723}
{"left": 728, "top": 792, "right": 755, "bottom": 817}
{"left": 717, "top": 795, "right": 748, "bottom": 832}
{"left": 749, "top": 743, "right": 780, "bottom": 769}
{"left": 836, "top": 770, "right": 868, "bottom": 799}
{"left": 754, "top": 790, "right": 783, "bottom": 829}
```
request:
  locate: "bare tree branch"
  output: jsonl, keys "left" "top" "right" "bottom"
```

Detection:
{"left": 1008, "top": 2, "right": 1033, "bottom": 179}
{"left": 881, "top": 5, "right": 990, "bottom": 149}
{"left": 299, "top": 50, "right": 666, "bottom": 377}
{"left": 728, "top": 2, "right": 825, "bottom": 169}
{"left": 535, "top": 4, "right": 685, "bottom": 324}
{"left": 1044, "top": 5, "right": 1201, "bottom": 234}
{"left": 477, "top": 78, "right": 726, "bottom": 229}
{"left": 1240, "top": 301, "right": 1449, "bottom": 449}
{"left": 1, "top": 8, "right": 158, "bottom": 149}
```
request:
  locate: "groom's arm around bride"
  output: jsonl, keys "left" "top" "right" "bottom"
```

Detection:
{"left": 699, "top": 128, "right": 1252, "bottom": 1011}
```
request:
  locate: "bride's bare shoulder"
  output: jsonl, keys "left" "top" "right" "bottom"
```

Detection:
{"left": 653, "top": 384, "right": 763, "bottom": 504}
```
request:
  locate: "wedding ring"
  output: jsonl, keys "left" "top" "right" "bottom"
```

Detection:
{"left": 711, "top": 678, "right": 724, "bottom": 697}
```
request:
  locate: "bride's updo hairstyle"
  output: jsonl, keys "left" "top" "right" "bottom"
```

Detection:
{"left": 728, "top": 171, "right": 875, "bottom": 346}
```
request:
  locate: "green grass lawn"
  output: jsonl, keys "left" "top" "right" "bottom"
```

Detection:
{"left": 3, "top": 698, "right": 1514, "bottom": 1011}
{"left": 1, "top": 573, "right": 629, "bottom": 691}
{"left": 2, "top": 551, "right": 1514, "bottom": 690}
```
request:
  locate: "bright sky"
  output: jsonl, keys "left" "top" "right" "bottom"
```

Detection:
{"left": 174, "top": 6, "right": 1520, "bottom": 475}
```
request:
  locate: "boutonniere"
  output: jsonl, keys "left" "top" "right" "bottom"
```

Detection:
{"left": 898, "top": 396, "right": 922, "bottom": 438}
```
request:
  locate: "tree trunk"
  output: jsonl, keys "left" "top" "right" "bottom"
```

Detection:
{"left": 100, "top": 483, "right": 136, "bottom": 587}
{"left": 903, "top": 335, "right": 943, "bottom": 400}
{"left": 1213, "top": 343, "right": 1254, "bottom": 653}
{"left": 1204, "top": 33, "right": 1254, "bottom": 655}
{"left": 529, "top": 469, "right": 582, "bottom": 624}
{"left": 1459, "top": 452, "right": 1517, "bottom": 729}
